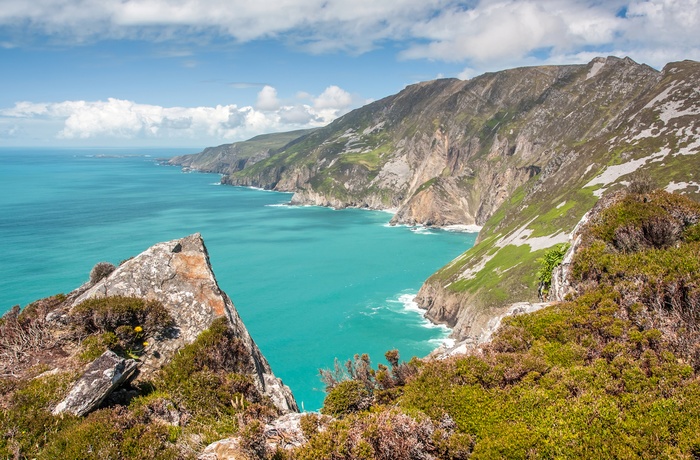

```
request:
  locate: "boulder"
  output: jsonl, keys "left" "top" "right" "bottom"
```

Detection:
{"left": 199, "top": 412, "right": 317, "bottom": 459}
{"left": 53, "top": 350, "right": 137, "bottom": 416}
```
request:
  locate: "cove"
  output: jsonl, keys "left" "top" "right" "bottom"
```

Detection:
{"left": 0, "top": 147, "right": 476, "bottom": 410}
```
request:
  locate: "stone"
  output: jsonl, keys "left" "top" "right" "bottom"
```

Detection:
{"left": 199, "top": 412, "right": 319, "bottom": 459}
{"left": 71, "top": 233, "right": 298, "bottom": 414}
{"left": 53, "top": 350, "right": 137, "bottom": 416}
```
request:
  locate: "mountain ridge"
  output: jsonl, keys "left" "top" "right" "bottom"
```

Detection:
{"left": 168, "top": 57, "right": 700, "bottom": 344}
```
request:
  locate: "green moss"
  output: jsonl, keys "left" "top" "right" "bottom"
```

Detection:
{"left": 413, "top": 177, "right": 438, "bottom": 196}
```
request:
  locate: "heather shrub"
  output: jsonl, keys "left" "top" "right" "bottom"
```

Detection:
{"left": 89, "top": 261, "right": 116, "bottom": 284}
{"left": 70, "top": 296, "right": 174, "bottom": 354}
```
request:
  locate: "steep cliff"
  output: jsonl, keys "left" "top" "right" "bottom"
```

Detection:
{"left": 170, "top": 57, "right": 700, "bottom": 345}
{"left": 218, "top": 57, "right": 661, "bottom": 227}
{"left": 417, "top": 59, "right": 700, "bottom": 343}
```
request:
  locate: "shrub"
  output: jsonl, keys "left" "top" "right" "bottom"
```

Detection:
{"left": 536, "top": 243, "right": 569, "bottom": 298}
{"left": 70, "top": 296, "right": 174, "bottom": 354}
{"left": 89, "top": 262, "right": 116, "bottom": 284}
{"left": 627, "top": 171, "right": 656, "bottom": 195}
{"left": 321, "top": 380, "right": 371, "bottom": 417}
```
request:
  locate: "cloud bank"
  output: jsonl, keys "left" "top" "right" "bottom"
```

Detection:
{"left": 1, "top": 0, "right": 699, "bottom": 69}
{"left": 0, "top": 86, "right": 357, "bottom": 144}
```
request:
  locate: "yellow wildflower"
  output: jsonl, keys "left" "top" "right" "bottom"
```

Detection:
{"left": 134, "top": 326, "right": 143, "bottom": 333}
{"left": 143, "top": 342, "right": 149, "bottom": 347}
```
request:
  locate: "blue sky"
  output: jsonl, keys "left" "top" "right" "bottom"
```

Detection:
{"left": 1, "top": 0, "right": 698, "bottom": 148}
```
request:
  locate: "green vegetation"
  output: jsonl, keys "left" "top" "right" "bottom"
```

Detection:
{"left": 285, "top": 189, "right": 700, "bottom": 459}
{"left": 536, "top": 243, "right": 569, "bottom": 298}
{"left": 71, "top": 296, "right": 175, "bottom": 357}
{"left": 4, "top": 190, "right": 700, "bottom": 459}
{"left": 0, "top": 316, "right": 279, "bottom": 458}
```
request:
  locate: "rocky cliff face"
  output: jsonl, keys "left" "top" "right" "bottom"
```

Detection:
{"left": 417, "top": 59, "right": 700, "bottom": 344}
{"left": 214, "top": 57, "right": 660, "bottom": 226}
{"left": 72, "top": 233, "right": 298, "bottom": 414}
{"left": 170, "top": 58, "right": 699, "bottom": 346}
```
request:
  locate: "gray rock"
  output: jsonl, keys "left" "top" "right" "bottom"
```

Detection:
{"left": 71, "top": 233, "right": 298, "bottom": 414}
{"left": 199, "top": 412, "right": 326, "bottom": 459}
{"left": 53, "top": 350, "right": 137, "bottom": 416}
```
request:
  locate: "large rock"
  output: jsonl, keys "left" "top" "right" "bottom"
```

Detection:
{"left": 72, "top": 233, "right": 298, "bottom": 414}
{"left": 199, "top": 412, "right": 319, "bottom": 459}
{"left": 53, "top": 350, "right": 137, "bottom": 416}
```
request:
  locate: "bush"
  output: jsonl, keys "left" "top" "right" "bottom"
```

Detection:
{"left": 321, "top": 380, "right": 371, "bottom": 417}
{"left": 537, "top": 243, "right": 569, "bottom": 298}
{"left": 89, "top": 262, "right": 116, "bottom": 284}
{"left": 70, "top": 296, "right": 174, "bottom": 354}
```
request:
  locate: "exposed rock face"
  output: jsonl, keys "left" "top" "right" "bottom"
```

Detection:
{"left": 209, "top": 57, "right": 663, "bottom": 228}
{"left": 53, "top": 350, "right": 137, "bottom": 416}
{"left": 170, "top": 58, "right": 700, "bottom": 347}
{"left": 429, "top": 301, "right": 552, "bottom": 357}
{"left": 415, "top": 59, "right": 700, "bottom": 343}
{"left": 72, "top": 233, "right": 298, "bottom": 414}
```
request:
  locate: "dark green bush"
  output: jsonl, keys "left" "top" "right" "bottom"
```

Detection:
{"left": 537, "top": 242, "right": 569, "bottom": 297}
{"left": 321, "top": 380, "right": 371, "bottom": 417}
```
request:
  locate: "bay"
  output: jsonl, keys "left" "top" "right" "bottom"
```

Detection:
{"left": 0, "top": 147, "right": 476, "bottom": 410}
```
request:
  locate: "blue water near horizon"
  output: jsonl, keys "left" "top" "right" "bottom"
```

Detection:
{"left": 0, "top": 147, "right": 477, "bottom": 410}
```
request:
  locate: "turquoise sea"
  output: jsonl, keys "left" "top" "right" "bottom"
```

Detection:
{"left": 0, "top": 147, "right": 476, "bottom": 410}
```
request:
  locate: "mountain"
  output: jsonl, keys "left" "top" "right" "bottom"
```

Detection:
{"left": 166, "top": 128, "right": 317, "bottom": 175}
{"left": 170, "top": 57, "right": 700, "bottom": 347}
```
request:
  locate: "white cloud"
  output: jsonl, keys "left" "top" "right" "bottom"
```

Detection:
{"left": 0, "top": 85, "right": 364, "bottom": 144}
{"left": 313, "top": 85, "right": 352, "bottom": 110}
{"left": 1, "top": 0, "right": 699, "bottom": 79}
{"left": 256, "top": 85, "right": 281, "bottom": 111}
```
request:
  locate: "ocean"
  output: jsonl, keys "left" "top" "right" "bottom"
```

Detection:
{"left": 0, "top": 147, "right": 476, "bottom": 410}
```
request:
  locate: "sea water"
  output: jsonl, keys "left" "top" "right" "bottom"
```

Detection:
{"left": 0, "top": 147, "right": 477, "bottom": 410}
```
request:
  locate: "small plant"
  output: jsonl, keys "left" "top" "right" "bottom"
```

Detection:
{"left": 536, "top": 243, "right": 569, "bottom": 299}
{"left": 627, "top": 171, "right": 656, "bottom": 195}
{"left": 321, "top": 380, "right": 371, "bottom": 417}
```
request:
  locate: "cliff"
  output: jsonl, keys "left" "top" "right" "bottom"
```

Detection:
{"left": 171, "top": 57, "right": 700, "bottom": 346}
{"left": 416, "top": 59, "right": 700, "bottom": 344}
{"left": 166, "top": 129, "right": 316, "bottom": 175}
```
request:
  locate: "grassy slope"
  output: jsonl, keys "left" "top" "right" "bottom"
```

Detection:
{"left": 424, "top": 60, "right": 700, "bottom": 318}
{"left": 290, "top": 189, "right": 700, "bottom": 459}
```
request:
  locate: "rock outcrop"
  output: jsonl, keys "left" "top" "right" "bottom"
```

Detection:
{"left": 71, "top": 233, "right": 298, "bottom": 414}
{"left": 200, "top": 412, "right": 314, "bottom": 459}
{"left": 53, "top": 350, "right": 137, "bottom": 416}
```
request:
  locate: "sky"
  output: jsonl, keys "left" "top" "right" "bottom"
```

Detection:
{"left": 0, "top": 0, "right": 698, "bottom": 148}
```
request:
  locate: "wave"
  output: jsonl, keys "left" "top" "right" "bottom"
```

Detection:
{"left": 382, "top": 223, "right": 481, "bottom": 234}
{"left": 443, "top": 224, "right": 482, "bottom": 233}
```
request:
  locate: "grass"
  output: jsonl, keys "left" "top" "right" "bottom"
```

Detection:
{"left": 287, "top": 190, "right": 700, "bottom": 459}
